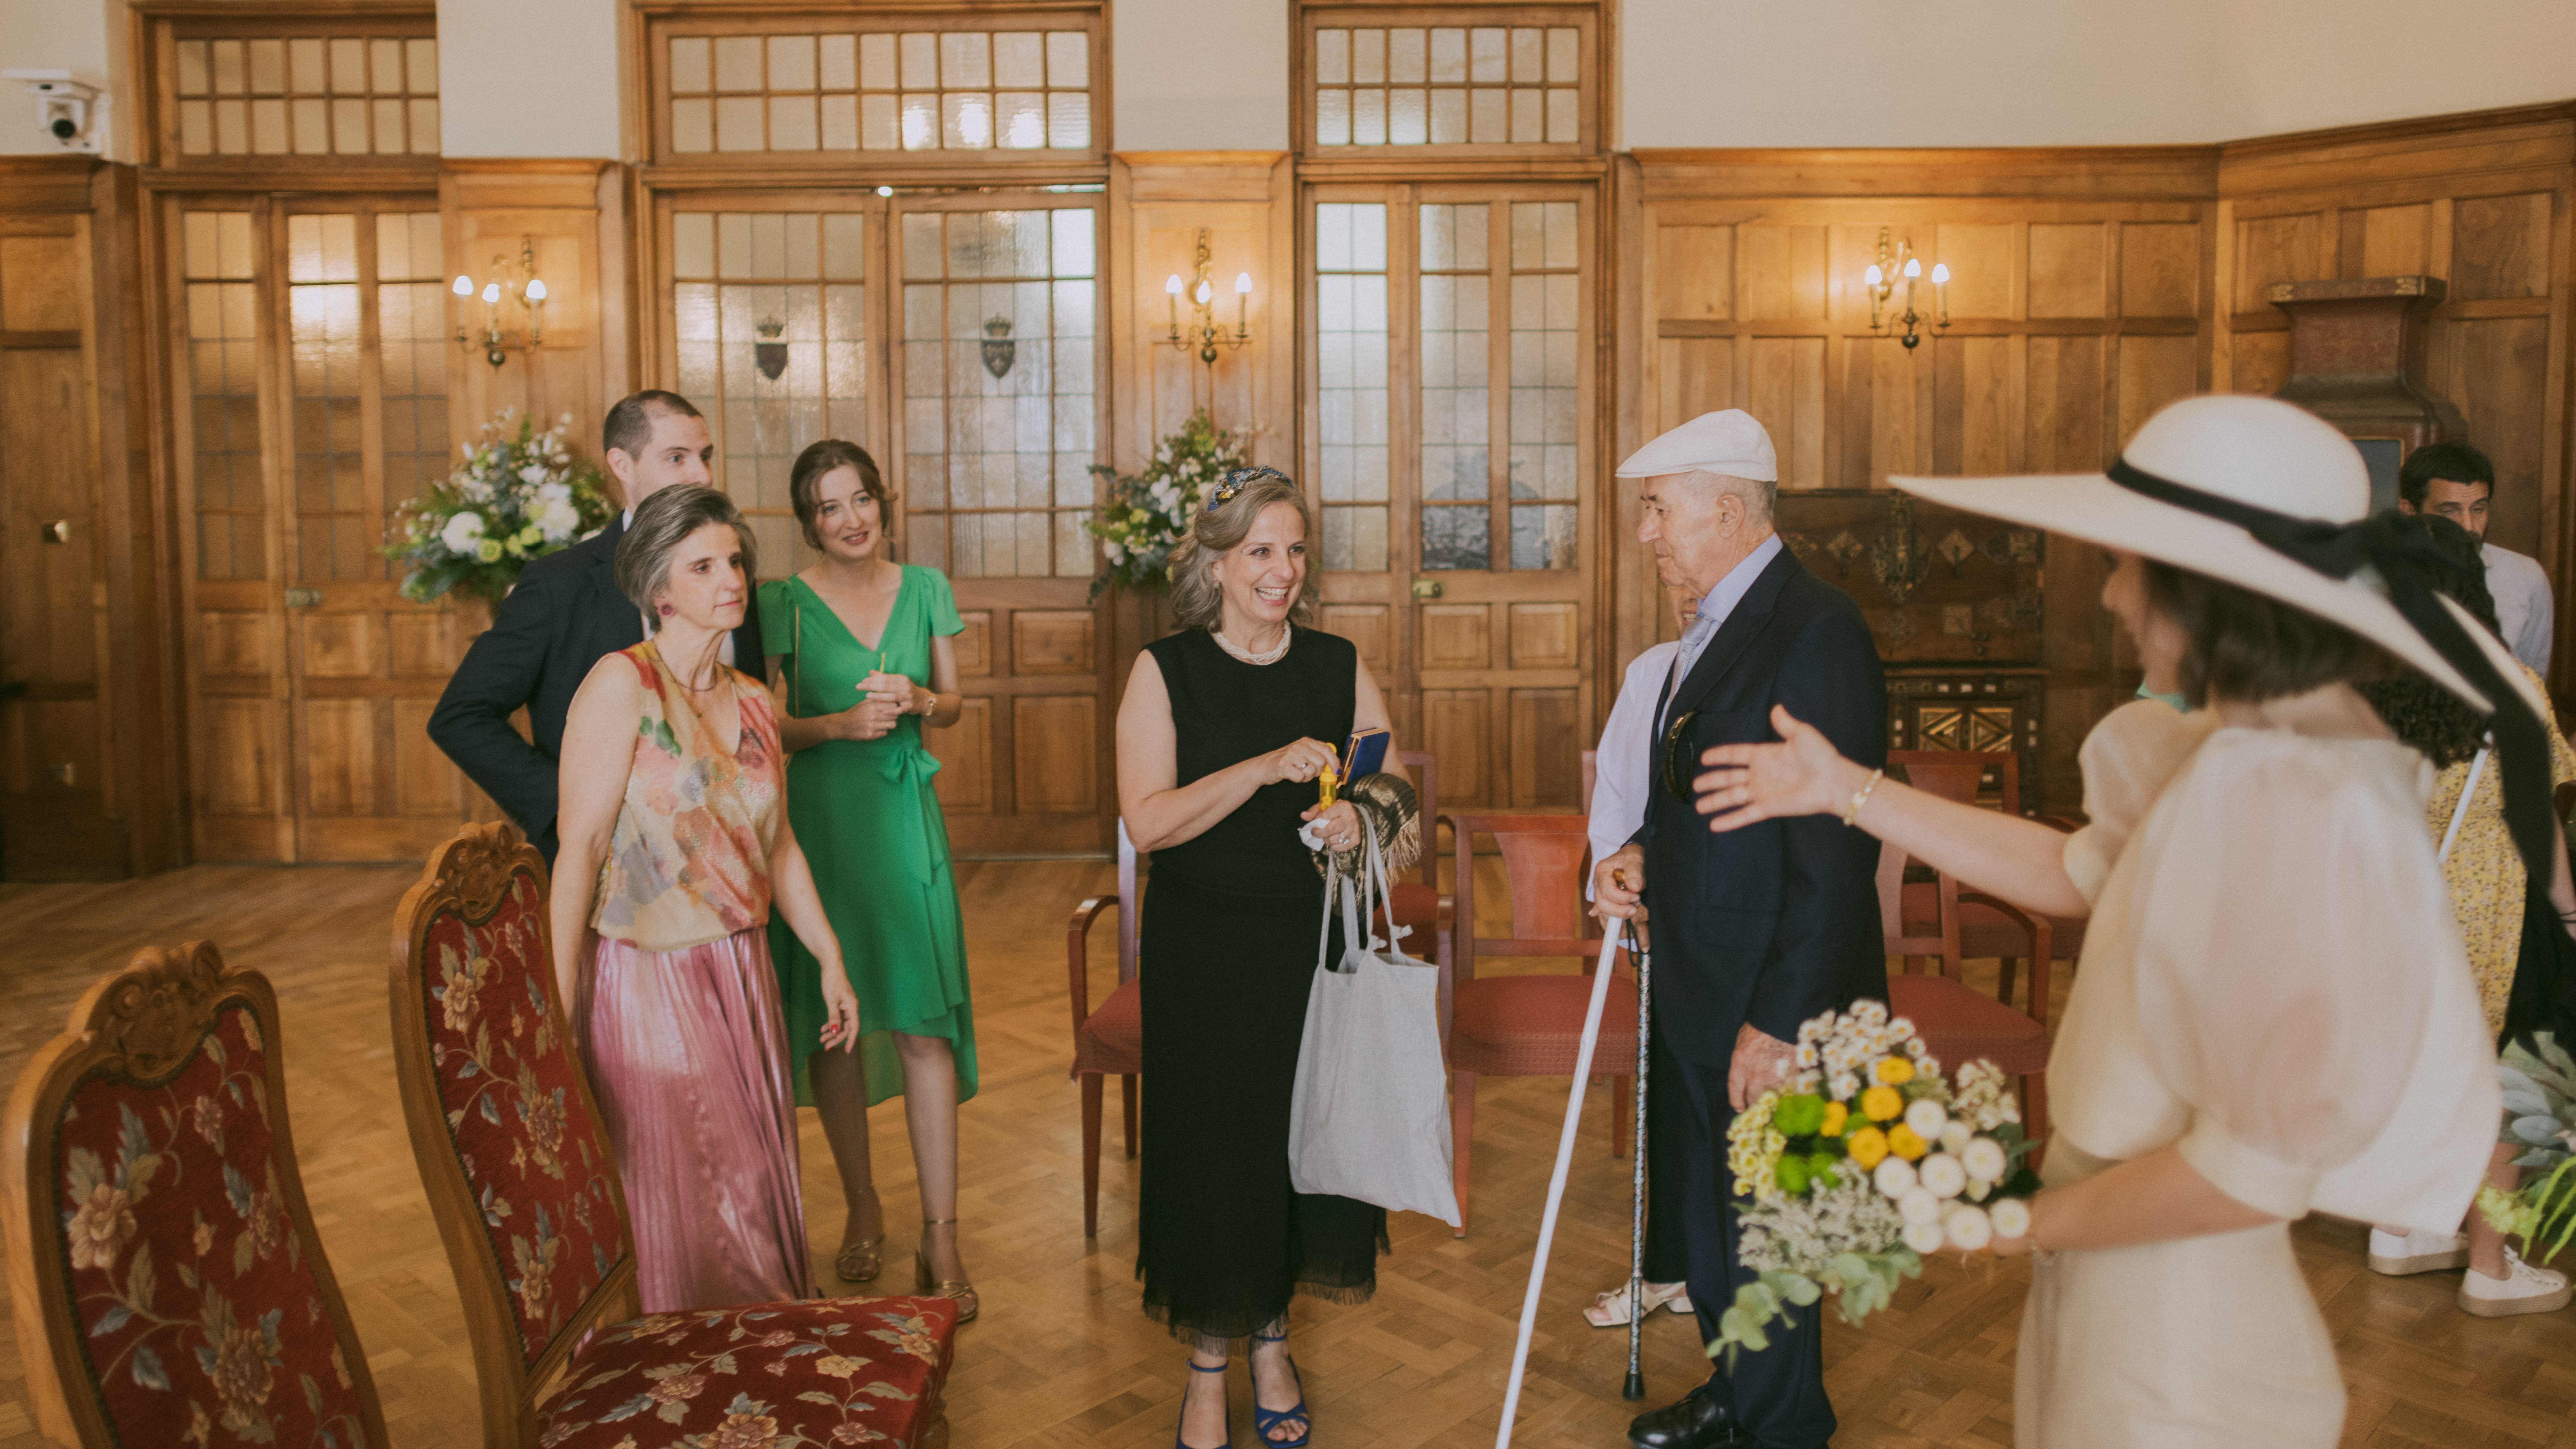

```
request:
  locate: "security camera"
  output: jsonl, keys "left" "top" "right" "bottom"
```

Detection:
{"left": 3, "top": 71, "right": 107, "bottom": 155}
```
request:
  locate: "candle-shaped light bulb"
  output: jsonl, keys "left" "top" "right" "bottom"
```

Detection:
{"left": 1234, "top": 272, "right": 1252, "bottom": 295}
{"left": 1234, "top": 272, "right": 1251, "bottom": 334}
{"left": 1930, "top": 263, "right": 1950, "bottom": 285}
{"left": 1902, "top": 257, "right": 1922, "bottom": 279}
{"left": 525, "top": 278, "right": 547, "bottom": 302}
{"left": 481, "top": 282, "right": 501, "bottom": 305}
{"left": 1863, "top": 264, "right": 1883, "bottom": 288}
{"left": 1194, "top": 278, "right": 1213, "bottom": 306}
{"left": 452, "top": 274, "right": 474, "bottom": 297}
{"left": 1165, "top": 274, "right": 1183, "bottom": 295}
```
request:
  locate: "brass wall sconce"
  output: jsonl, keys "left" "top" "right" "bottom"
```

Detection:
{"left": 1862, "top": 227, "right": 1950, "bottom": 350}
{"left": 453, "top": 236, "right": 548, "bottom": 368}
{"left": 1163, "top": 228, "right": 1251, "bottom": 366}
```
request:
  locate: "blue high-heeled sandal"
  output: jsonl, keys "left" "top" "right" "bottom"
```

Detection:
{"left": 1177, "top": 1358, "right": 1230, "bottom": 1449}
{"left": 1249, "top": 1333, "right": 1310, "bottom": 1449}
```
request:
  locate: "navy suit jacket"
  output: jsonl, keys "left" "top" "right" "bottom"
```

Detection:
{"left": 1637, "top": 544, "right": 1888, "bottom": 1068}
{"left": 425, "top": 514, "right": 766, "bottom": 859}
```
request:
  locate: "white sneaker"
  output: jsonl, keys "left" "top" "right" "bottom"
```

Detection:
{"left": 2460, "top": 1246, "right": 2573, "bottom": 1318}
{"left": 1584, "top": 1279, "right": 1692, "bottom": 1328}
{"left": 2367, "top": 1226, "right": 2469, "bottom": 1276}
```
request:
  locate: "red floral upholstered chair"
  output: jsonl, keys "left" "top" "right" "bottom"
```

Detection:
{"left": 0, "top": 942, "right": 390, "bottom": 1449}
{"left": 392, "top": 823, "right": 961, "bottom": 1449}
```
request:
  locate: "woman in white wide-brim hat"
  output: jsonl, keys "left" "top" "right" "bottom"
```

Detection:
{"left": 1690, "top": 393, "right": 2532, "bottom": 1448}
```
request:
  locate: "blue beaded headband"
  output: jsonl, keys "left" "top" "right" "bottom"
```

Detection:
{"left": 1207, "top": 465, "right": 1291, "bottom": 512}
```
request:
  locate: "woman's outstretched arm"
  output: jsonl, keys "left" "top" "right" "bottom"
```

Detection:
{"left": 1694, "top": 703, "right": 2091, "bottom": 922}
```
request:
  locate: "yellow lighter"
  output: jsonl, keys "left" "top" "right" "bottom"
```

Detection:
{"left": 1317, "top": 764, "right": 1339, "bottom": 808}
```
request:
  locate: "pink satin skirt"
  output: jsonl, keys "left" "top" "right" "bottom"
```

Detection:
{"left": 581, "top": 925, "right": 817, "bottom": 1312}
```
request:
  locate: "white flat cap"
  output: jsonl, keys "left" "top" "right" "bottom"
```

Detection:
{"left": 1615, "top": 409, "right": 1778, "bottom": 482}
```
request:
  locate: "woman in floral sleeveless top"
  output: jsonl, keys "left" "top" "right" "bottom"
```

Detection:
{"left": 549, "top": 485, "right": 861, "bottom": 1312}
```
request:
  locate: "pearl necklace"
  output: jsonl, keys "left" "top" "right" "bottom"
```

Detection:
{"left": 1212, "top": 624, "right": 1292, "bottom": 666}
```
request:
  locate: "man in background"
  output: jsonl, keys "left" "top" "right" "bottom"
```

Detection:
{"left": 428, "top": 389, "right": 764, "bottom": 861}
{"left": 2399, "top": 440, "right": 2553, "bottom": 673}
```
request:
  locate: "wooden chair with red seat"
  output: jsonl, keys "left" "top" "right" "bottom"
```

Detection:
{"left": 1443, "top": 813, "right": 1635, "bottom": 1238}
{"left": 2, "top": 941, "right": 395, "bottom": 1449}
{"left": 1068, "top": 819, "right": 1143, "bottom": 1237}
{"left": 1877, "top": 834, "right": 2055, "bottom": 1147}
{"left": 1381, "top": 750, "right": 1451, "bottom": 967}
{"left": 1889, "top": 749, "right": 2085, "bottom": 1004}
{"left": 390, "top": 823, "right": 960, "bottom": 1449}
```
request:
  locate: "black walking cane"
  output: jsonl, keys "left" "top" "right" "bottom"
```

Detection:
{"left": 1623, "top": 919, "right": 1651, "bottom": 1401}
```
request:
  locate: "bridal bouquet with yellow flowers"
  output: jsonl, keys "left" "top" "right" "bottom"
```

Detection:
{"left": 1709, "top": 1000, "right": 2040, "bottom": 1365}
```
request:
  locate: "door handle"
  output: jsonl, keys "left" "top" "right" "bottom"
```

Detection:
{"left": 39, "top": 521, "right": 68, "bottom": 544}
{"left": 1410, "top": 578, "right": 1444, "bottom": 600}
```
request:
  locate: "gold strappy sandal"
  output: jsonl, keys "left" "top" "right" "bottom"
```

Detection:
{"left": 835, "top": 1232, "right": 885, "bottom": 1284}
{"left": 913, "top": 1218, "right": 979, "bottom": 1324}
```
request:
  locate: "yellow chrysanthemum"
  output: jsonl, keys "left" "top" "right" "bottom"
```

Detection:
{"left": 1819, "top": 1102, "right": 1848, "bottom": 1137}
{"left": 1845, "top": 1126, "right": 1889, "bottom": 1169}
{"left": 1887, "top": 1123, "right": 1928, "bottom": 1161}
{"left": 1875, "top": 1057, "right": 1915, "bottom": 1086}
{"left": 1860, "top": 1085, "right": 1904, "bottom": 1122}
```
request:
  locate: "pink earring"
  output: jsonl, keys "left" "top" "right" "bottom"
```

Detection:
{"left": 658, "top": 603, "right": 675, "bottom": 618}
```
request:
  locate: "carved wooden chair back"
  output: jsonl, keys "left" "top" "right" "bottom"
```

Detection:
{"left": 389, "top": 822, "right": 639, "bottom": 1447}
{"left": 0, "top": 942, "right": 390, "bottom": 1449}
{"left": 1889, "top": 748, "right": 2019, "bottom": 816}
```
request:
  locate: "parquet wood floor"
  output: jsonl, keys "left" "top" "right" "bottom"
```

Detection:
{"left": 0, "top": 860, "right": 2569, "bottom": 1448}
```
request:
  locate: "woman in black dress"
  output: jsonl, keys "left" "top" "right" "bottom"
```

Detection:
{"left": 1115, "top": 467, "right": 1394, "bottom": 1449}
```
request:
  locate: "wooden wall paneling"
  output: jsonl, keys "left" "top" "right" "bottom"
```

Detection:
{"left": 1421, "top": 687, "right": 1488, "bottom": 808}
{"left": 443, "top": 163, "right": 617, "bottom": 491}
{"left": 1012, "top": 695, "right": 1096, "bottom": 816}
{"left": 954, "top": 609, "right": 993, "bottom": 675}
{"left": 926, "top": 696, "right": 993, "bottom": 815}
{"left": 1011, "top": 609, "right": 1096, "bottom": 675}
{"left": 1506, "top": 686, "right": 1577, "bottom": 807}
{"left": 2211, "top": 107, "right": 2574, "bottom": 698}
{"left": 0, "top": 159, "right": 180, "bottom": 878}
{"left": 1323, "top": 603, "right": 1390, "bottom": 672}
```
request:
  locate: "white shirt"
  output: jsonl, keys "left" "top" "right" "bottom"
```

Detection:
{"left": 1587, "top": 641, "right": 1682, "bottom": 899}
{"left": 1658, "top": 531, "right": 1785, "bottom": 742}
{"left": 2483, "top": 541, "right": 2553, "bottom": 675}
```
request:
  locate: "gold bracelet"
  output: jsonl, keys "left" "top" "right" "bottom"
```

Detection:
{"left": 1841, "top": 768, "right": 1884, "bottom": 828}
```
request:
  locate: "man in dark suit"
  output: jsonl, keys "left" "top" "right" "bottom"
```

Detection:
{"left": 427, "top": 389, "right": 764, "bottom": 862}
{"left": 1594, "top": 410, "right": 1887, "bottom": 1449}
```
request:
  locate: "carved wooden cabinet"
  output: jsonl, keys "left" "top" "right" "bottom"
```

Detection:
{"left": 1885, "top": 667, "right": 2045, "bottom": 815}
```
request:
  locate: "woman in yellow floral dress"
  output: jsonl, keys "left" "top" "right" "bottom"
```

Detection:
{"left": 2359, "top": 512, "right": 2576, "bottom": 1317}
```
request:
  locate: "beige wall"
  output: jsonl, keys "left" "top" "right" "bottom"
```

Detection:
{"left": 1620, "top": 0, "right": 2576, "bottom": 148}
{"left": 1110, "top": 0, "right": 1289, "bottom": 151}
{"left": 0, "top": 0, "right": 119, "bottom": 158}
{"left": 438, "top": 0, "right": 625, "bottom": 159}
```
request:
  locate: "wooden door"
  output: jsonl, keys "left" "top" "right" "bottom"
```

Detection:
{"left": 0, "top": 215, "right": 123, "bottom": 875}
{"left": 651, "top": 189, "right": 1112, "bottom": 855}
{"left": 168, "top": 197, "right": 473, "bottom": 861}
{"left": 1305, "top": 183, "right": 1597, "bottom": 810}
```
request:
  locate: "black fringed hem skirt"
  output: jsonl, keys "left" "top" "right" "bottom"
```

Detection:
{"left": 1135, "top": 871, "right": 1389, "bottom": 1344}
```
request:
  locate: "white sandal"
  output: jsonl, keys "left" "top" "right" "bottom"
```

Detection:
{"left": 1583, "top": 1279, "right": 1692, "bottom": 1328}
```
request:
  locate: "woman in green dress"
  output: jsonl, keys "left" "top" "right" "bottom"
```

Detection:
{"left": 758, "top": 438, "right": 978, "bottom": 1323}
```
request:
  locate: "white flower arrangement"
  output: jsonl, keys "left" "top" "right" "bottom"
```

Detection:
{"left": 1710, "top": 1001, "right": 2040, "bottom": 1366}
{"left": 381, "top": 409, "right": 615, "bottom": 604}
{"left": 1084, "top": 408, "right": 1254, "bottom": 598}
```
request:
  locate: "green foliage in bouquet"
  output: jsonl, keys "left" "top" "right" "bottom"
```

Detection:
{"left": 2479, "top": 1032, "right": 2576, "bottom": 1261}
{"left": 1085, "top": 408, "right": 1253, "bottom": 600}
{"left": 380, "top": 409, "right": 617, "bottom": 604}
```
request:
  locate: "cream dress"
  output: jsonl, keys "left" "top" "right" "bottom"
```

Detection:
{"left": 2015, "top": 696, "right": 2500, "bottom": 1449}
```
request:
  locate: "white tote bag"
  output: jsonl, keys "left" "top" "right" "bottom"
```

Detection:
{"left": 1286, "top": 825, "right": 1462, "bottom": 1227}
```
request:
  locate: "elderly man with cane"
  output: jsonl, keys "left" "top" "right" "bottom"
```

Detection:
{"left": 1593, "top": 411, "right": 1888, "bottom": 1449}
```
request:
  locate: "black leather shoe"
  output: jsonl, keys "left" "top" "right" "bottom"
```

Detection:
{"left": 1626, "top": 1385, "right": 1748, "bottom": 1449}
